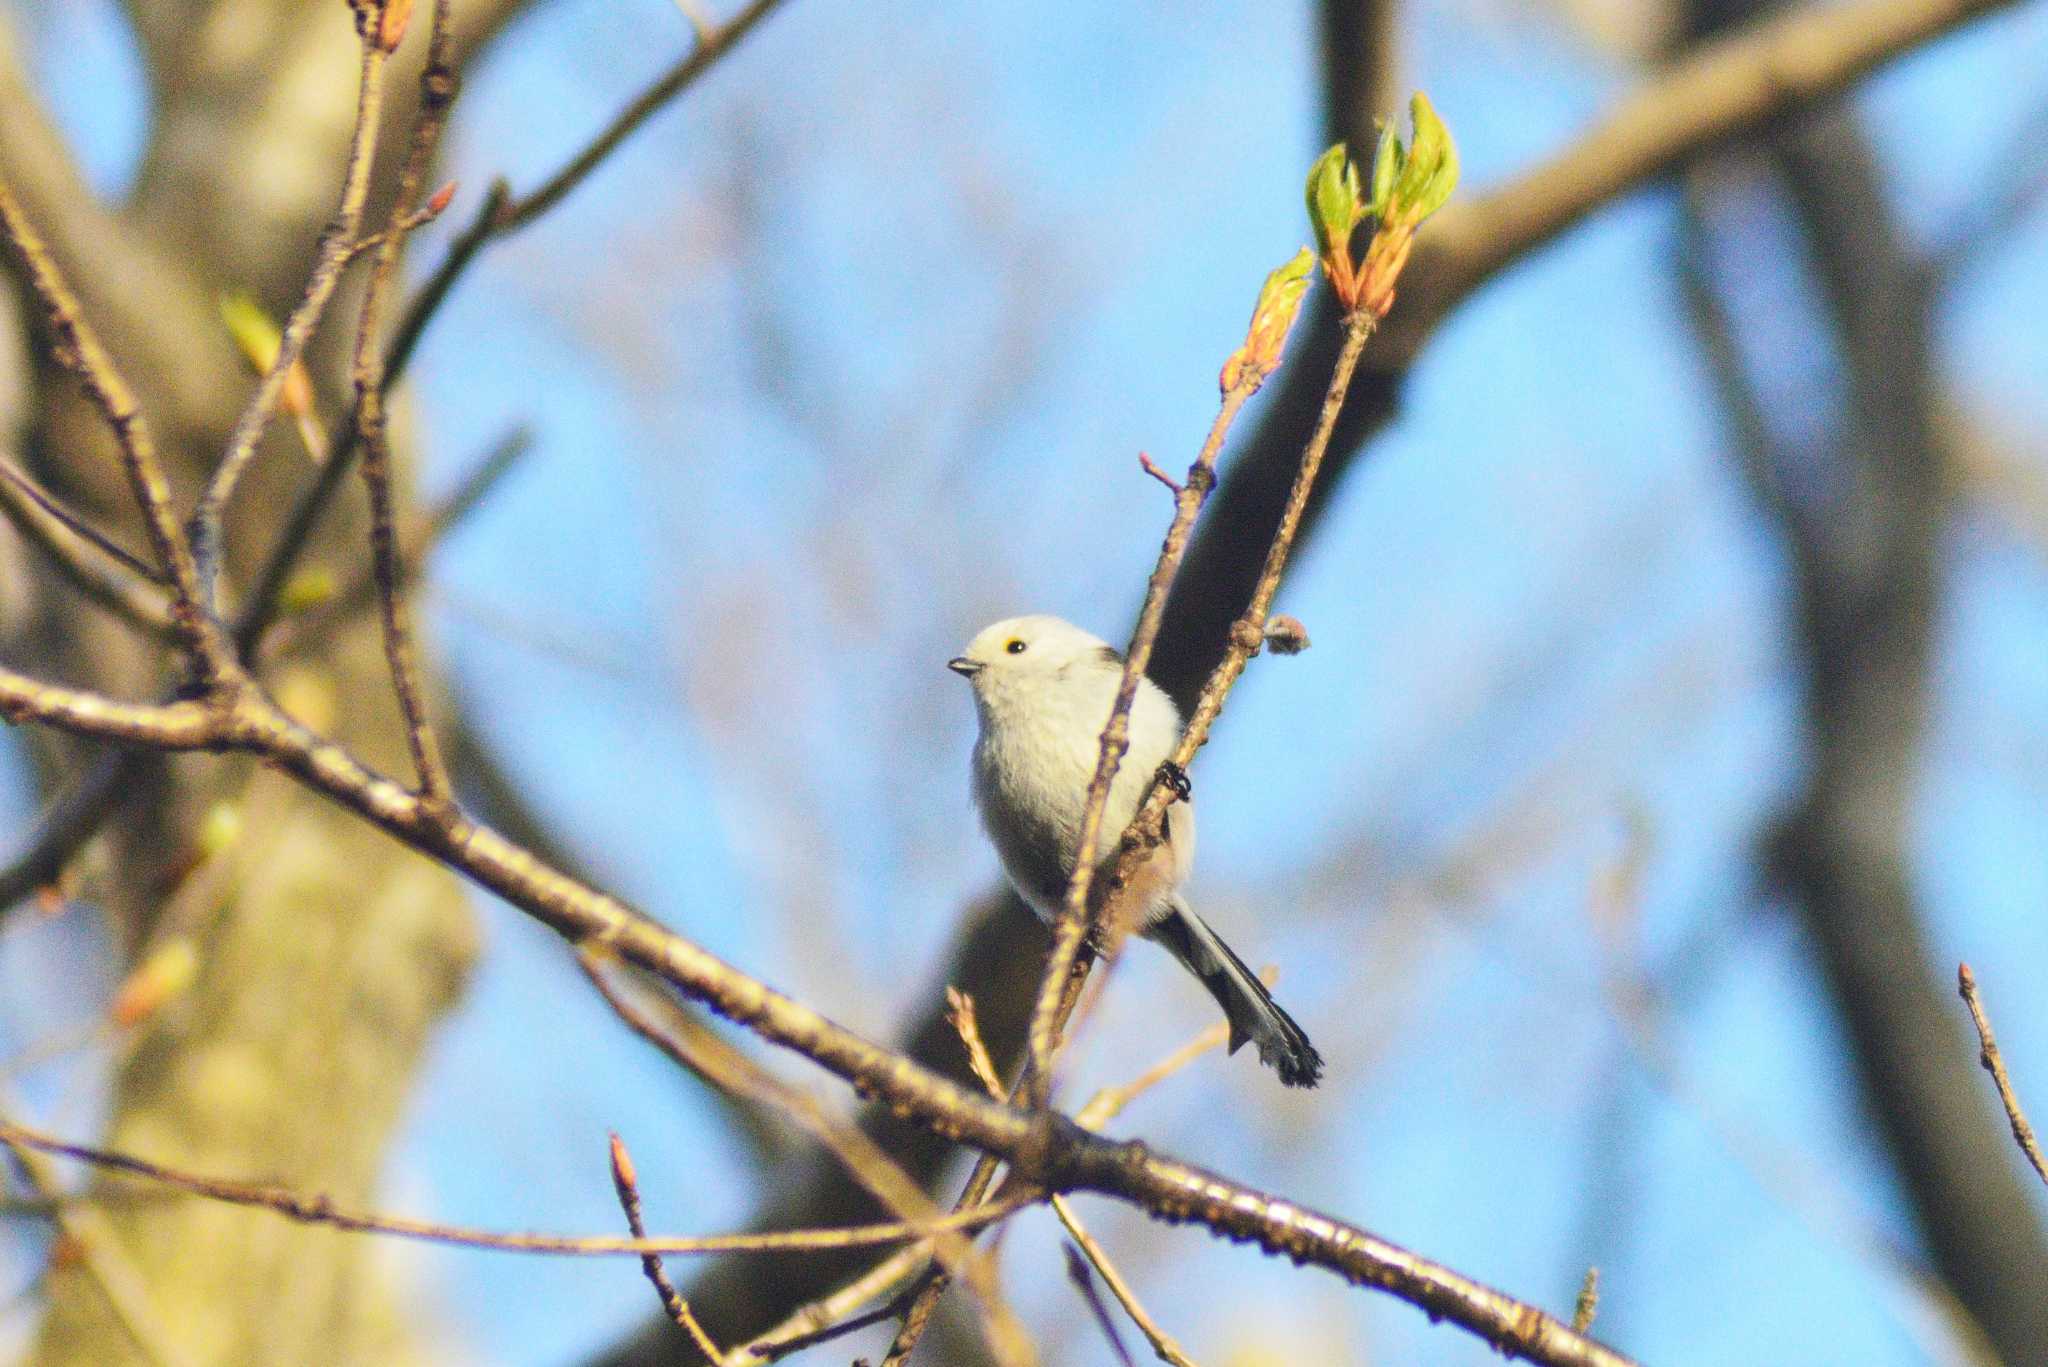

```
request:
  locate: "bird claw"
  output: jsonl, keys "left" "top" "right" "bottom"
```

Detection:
{"left": 1157, "top": 760, "right": 1191, "bottom": 802}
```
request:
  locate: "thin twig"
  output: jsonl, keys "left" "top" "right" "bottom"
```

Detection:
{"left": 0, "top": 454, "right": 161, "bottom": 583}
{"left": 741, "top": 1289, "right": 912, "bottom": 1362}
{"left": 1075, "top": 1017, "right": 1233, "bottom": 1131}
{"left": 946, "top": 987, "right": 1005, "bottom": 1099}
{"left": 188, "top": 31, "right": 391, "bottom": 601}
{"left": 1055, "top": 1198, "right": 1200, "bottom": 1367}
{"left": 0, "top": 753, "right": 133, "bottom": 915}
{"left": 268, "top": 427, "right": 534, "bottom": 660}
{"left": 237, "top": 0, "right": 786, "bottom": 657}
{"left": 0, "top": 1117, "right": 1028, "bottom": 1257}
{"left": 1958, "top": 963, "right": 2048, "bottom": 1190}
{"left": 1063, "top": 1241, "right": 1137, "bottom": 1366}
{"left": 0, "top": 461, "right": 170, "bottom": 635}
{"left": 1136, "top": 451, "right": 1180, "bottom": 494}
{"left": 496, "top": 0, "right": 786, "bottom": 233}
{"left": 1572, "top": 1267, "right": 1600, "bottom": 1334}
{"left": 727, "top": 1252, "right": 925, "bottom": 1363}
{"left": 609, "top": 1132, "right": 722, "bottom": 1359}
{"left": 1, "top": 1113, "right": 192, "bottom": 1367}
{"left": 579, "top": 952, "right": 1035, "bottom": 1367}
{"left": 347, "top": 0, "right": 459, "bottom": 807}
{"left": 1021, "top": 371, "right": 1256, "bottom": 1095}
{"left": 0, "top": 178, "right": 225, "bottom": 672}
{"left": 882, "top": 949, "right": 1093, "bottom": 1366}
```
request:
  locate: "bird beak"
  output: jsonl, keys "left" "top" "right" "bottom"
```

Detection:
{"left": 947, "top": 657, "right": 982, "bottom": 678}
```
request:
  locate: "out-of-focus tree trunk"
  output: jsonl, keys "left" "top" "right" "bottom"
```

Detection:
{"left": 0, "top": 5, "right": 525, "bottom": 1361}
{"left": 1679, "top": 0, "right": 2048, "bottom": 1357}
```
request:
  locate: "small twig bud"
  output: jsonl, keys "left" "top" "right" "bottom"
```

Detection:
{"left": 1264, "top": 614, "right": 1311, "bottom": 655}
{"left": 377, "top": 0, "right": 414, "bottom": 51}
{"left": 1137, "top": 451, "right": 1182, "bottom": 494}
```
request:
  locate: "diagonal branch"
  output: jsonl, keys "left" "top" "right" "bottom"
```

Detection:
{"left": 0, "top": 179, "right": 227, "bottom": 674}
{"left": 1958, "top": 964, "right": 2048, "bottom": 1191}
{"left": 236, "top": 0, "right": 792, "bottom": 650}
{"left": 0, "top": 653, "right": 1633, "bottom": 1367}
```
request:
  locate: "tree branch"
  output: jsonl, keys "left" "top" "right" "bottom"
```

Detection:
{"left": 0, "top": 652, "right": 1633, "bottom": 1367}
{"left": 1957, "top": 964, "right": 2048, "bottom": 1191}
{"left": 187, "top": 28, "right": 390, "bottom": 598}
{"left": 0, "top": 1116, "right": 1030, "bottom": 1257}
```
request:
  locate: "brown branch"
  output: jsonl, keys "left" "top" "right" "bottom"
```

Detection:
{"left": 0, "top": 1117, "right": 1029, "bottom": 1257}
{"left": 579, "top": 952, "right": 1035, "bottom": 1367}
{"left": 1022, "top": 368, "right": 1263, "bottom": 1093}
{"left": 0, "top": 654, "right": 1634, "bottom": 1367}
{"left": 0, "top": 454, "right": 161, "bottom": 585}
{"left": 1054, "top": 1197, "right": 1200, "bottom": 1367}
{"left": 0, "top": 457, "right": 170, "bottom": 636}
{"left": 496, "top": 0, "right": 787, "bottom": 232}
{"left": 188, "top": 32, "right": 392, "bottom": 600}
{"left": 235, "top": 0, "right": 788, "bottom": 661}
{"left": 1957, "top": 964, "right": 2048, "bottom": 1191}
{"left": 0, "top": 178, "right": 225, "bottom": 673}
{"left": 608, "top": 1133, "right": 723, "bottom": 1359}
{"left": 348, "top": 0, "right": 459, "bottom": 808}
{"left": 726, "top": 1256, "right": 924, "bottom": 1363}
{"left": 1063, "top": 1241, "right": 1137, "bottom": 1366}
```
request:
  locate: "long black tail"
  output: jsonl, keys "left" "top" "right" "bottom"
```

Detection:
{"left": 1147, "top": 899, "right": 1323, "bottom": 1088}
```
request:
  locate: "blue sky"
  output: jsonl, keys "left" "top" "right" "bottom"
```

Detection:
{"left": 5, "top": 0, "right": 2048, "bottom": 1362}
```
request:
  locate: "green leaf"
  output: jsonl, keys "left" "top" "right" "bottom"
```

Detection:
{"left": 1368, "top": 118, "right": 1399, "bottom": 219}
{"left": 1304, "top": 143, "right": 1359, "bottom": 258}
{"left": 218, "top": 291, "right": 282, "bottom": 375}
{"left": 1398, "top": 91, "right": 1459, "bottom": 220}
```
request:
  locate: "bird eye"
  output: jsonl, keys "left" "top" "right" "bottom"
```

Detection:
{"left": 1005, "top": 638, "right": 1027, "bottom": 655}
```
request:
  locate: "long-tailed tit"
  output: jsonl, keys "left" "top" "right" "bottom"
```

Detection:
{"left": 949, "top": 614, "right": 1322, "bottom": 1087}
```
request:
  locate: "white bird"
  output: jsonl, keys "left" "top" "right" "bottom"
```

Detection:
{"left": 949, "top": 614, "right": 1322, "bottom": 1087}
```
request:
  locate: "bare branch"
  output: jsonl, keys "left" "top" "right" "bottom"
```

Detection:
{"left": 1063, "top": 1241, "right": 1137, "bottom": 1366}
{"left": 0, "top": 1117, "right": 1031, "bottom": 1257}
{"left": 1958, "top": 964, "right": 2048, "bottom": 1191}
{"left": 188, "top": 32, "right": 392, "bottom": 599}
{"left": 236, "top": 0, "right": 789, "bottom": 661}
{"left": 579, "top": 952, "right": 1034, "bottom": 1367}
{"left": 347, "top": 0, "right": 460, "bottom": 808}
{"left": 0, "top": 650, "right": 1633, "bottom": 1366}
{"left": 0, "top": 178, "right": 226, "bottom": 672}
{"left": 0, "top": 457, "right": 171, "bottom": 635}
{"left": 0, "top": 454, "right": 162, "bottom": 585}
{"left": 608, "top": 1132, "right": 723, "bottom": 1359}
{"left": 1054, "top": 1199, "right": 1200, "bottom": 1367}
{"left": 1, "top": 1108, "right": 193, "bottom": 1367}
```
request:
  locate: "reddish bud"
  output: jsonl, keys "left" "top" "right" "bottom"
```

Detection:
{"left": 378, "top": 0, "right": 413, "bottom": 51}
{"left": 608, "top": 1131, "right": 638, "bottom": 1191}
{"left": 110, "top": 940, "right": 199, "bottom": 1028}
{"left": 426, "top": 181, "right": 457, "bottom": 217}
